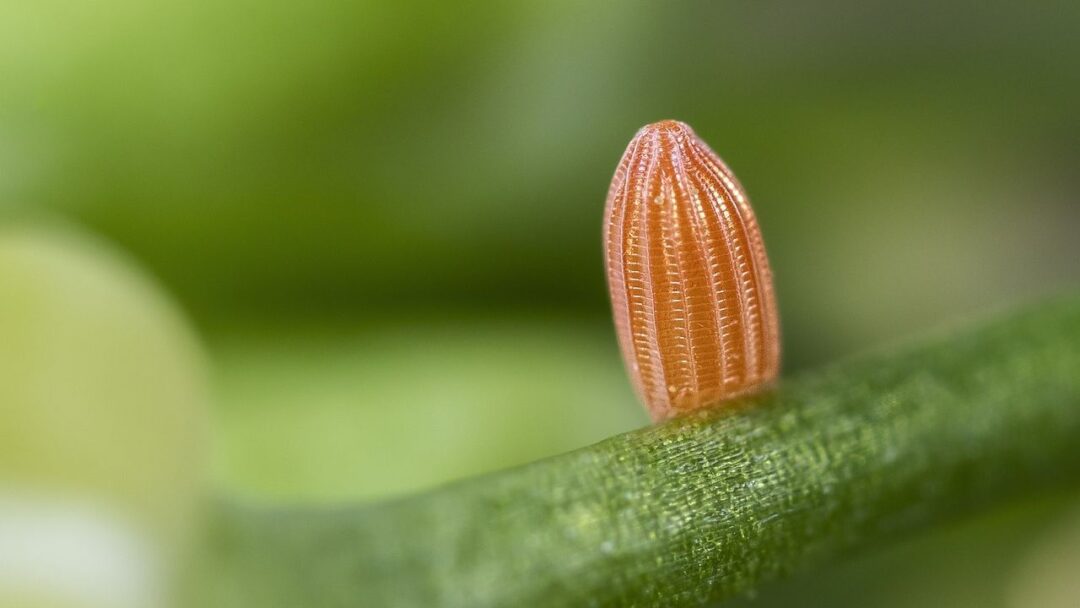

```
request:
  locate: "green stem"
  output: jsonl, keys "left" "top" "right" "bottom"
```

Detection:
{"left": 200, "top": 295, "right": 1080, "bottom": 608}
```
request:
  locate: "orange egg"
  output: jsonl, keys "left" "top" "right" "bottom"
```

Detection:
{"left": 604, "top": 120, "right": 780, "bottom": 421}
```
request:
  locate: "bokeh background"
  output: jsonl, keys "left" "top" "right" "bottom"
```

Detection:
{"left": 2, "top": 1, "right": 1079, "bottom": 606}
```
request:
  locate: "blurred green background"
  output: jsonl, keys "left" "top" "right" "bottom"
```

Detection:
{"left": 2, "top": 1, "right": 1079, "bottom": 605}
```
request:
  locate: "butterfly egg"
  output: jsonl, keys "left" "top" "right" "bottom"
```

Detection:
{"left": 604, "top": 120, "right": 780, "bottom": 421}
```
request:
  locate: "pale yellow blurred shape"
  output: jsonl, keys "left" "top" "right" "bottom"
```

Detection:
{"left": 1007, "top": 502, "right": 1080, "bottom": 608}
{"left": 0, "top": 224, "right": 209, "bottom": 605}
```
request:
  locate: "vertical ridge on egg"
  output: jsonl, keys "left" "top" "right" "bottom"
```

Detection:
{"left": 604, "top": 120, "right": 780, "bottom": 421}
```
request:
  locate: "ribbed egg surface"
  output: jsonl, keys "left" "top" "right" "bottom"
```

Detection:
{"left": 604, "top": 120, "right": 780, "bottom": 421}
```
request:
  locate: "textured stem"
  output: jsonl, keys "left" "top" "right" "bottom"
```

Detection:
{"left": 200, "top": 295, "right": 1080, "bottom": 608}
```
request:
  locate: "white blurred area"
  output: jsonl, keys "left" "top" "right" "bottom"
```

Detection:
{"left": 0, "top": 492, "right": 164, "bottom": 607}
